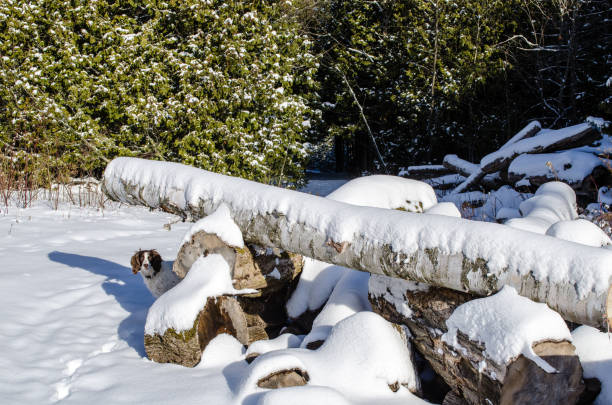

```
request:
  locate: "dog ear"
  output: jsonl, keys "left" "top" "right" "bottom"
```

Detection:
{"left": 130, "top": 251, "right": 142, "bottom": 274}
{"left": 150, "top": 249, "right": 162, "bottom": 274}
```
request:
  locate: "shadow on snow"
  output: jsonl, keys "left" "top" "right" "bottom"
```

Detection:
{"left": 48, "top": 251, "right": 154, "bottom": 358}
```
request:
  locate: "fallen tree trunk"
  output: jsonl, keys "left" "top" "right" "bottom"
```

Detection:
{"left": 399, "top": 164, "right": 452, "bottom": 179}
{"left": 442, "top": 155, "right": 502, "bottom": 190}
{"left": 499, "top": 121, "right": 542, "bottom": 150}
{"left": 102, "top": 157, "right": 612, "bottom": 330}
{"left": 368, "top": 275, "right": 584, "bottom": 405}
{"left": 479, "top": 123, "right": 599, "bottom": 174}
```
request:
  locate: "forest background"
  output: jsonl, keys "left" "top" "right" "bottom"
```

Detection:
{"left": 1, "top": 0, "right": 609, "bottom": 188}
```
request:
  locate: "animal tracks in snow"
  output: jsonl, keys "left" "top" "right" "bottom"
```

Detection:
{"left": 53, "top": 338, "right": 118, "bottom": 402}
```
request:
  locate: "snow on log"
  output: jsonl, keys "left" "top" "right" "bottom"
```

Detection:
{"left": 480, "top": 122, "right": 600, "bottom": 174}
{"left": 505, "top": 182, "right": 578, "bottom": 234}
{"left": 499, "top": 121, "right": 542, "bottom": 150}
{"left": 443, "top": 155, "right": 480, "bottom": 178}
{"left": 103, "top": 157, "right": 612, "bottom": 330}
{"left": 443, "top": 155, "right": 502, "bottom": 191}
{"left": 507, "top": 150, "right": 610, "bottom": 191}
{"left": 369, "top": 277, "right": 584, "bottom": 405}
{"left": 424, "top": 174, "right": 466, "bottom": 190}
{"left": 398, "top": 164, "right": 452, "bottom": 180}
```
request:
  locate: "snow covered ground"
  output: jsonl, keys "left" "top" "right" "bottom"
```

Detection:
{"left": 0, "top": 179, "right": 427, "bottom": 404}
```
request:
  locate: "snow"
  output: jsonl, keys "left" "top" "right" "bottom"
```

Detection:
{"left": 145, "top": 254, "right": 255, "bottom": 335}
{"left": 104, "top": 158, "right": 612, "bottom": 303}
{"left": 0, "top": 199, "right": 430, "bottom": 404}
{"left": 236, "top": 312, "right": 424, "bottom": 404}
{"left": 425, "top": 202, "right": 461, "bottom": 217}
{"left": 505, "top": 181, "right": 577, "bottom": 234}
{"left": 572, "top": 326, "right": 612, "bottom": 405}
{"left": 599, "top": 186, "right": 612, "bottom": 205}
{"left": 300, "top": 270, "right": 371, "bottom": 348}
{"left": 326, "top": 175, "right": 437, "bottom": 212}
{"left": 246, "top": 333, "right": 304, "bottom": 357}
{"left": 508, "top": 150, "right": 606, "bottom": 185}
{"left": 500, "top": 121, "right": 541, "bottom": 149}
{"left": 369, "top": 274, "right": 429, "bottom": 319}
{"left": 480, "top": 186, "right": 529, "bottom": 222}
{"left": 480, "top": 122, "right": 594, "bottom": 168}
{"left": 198, "top": 333, "right": 246, "bottom": 368}
{"left": 182, "top": 203, "right": 244, "bottom": 247}
{"left": 442, "top": 286, "right": 571, "bottom": 374}
{"left": 256, "top": 386, "right": 352, "bottom": 405}
{"left": 546, "top": 219, "right": 612, "bottom": 247}
{"left": 285, "top": 258, "right": 350, "bottom": 318}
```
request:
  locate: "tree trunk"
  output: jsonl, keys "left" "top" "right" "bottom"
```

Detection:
{"left": 368, "top": 276, "right": 584, "bottom": 405}
{"left": 102, "top": 157, "right": 612, "bottom": 330}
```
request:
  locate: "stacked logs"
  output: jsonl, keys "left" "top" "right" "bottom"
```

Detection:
{"left": 400, "top": 120, "right": 609, "bottom": 205}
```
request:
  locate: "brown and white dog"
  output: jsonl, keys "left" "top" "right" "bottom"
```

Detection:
{"left": 130, "top": 249, "right": 180, "bottom": 298}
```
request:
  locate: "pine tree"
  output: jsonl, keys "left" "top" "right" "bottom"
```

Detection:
{"left": 0, "top": 0, "right": 317, "bottom": 186}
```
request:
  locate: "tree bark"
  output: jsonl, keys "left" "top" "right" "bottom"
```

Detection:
{"left": 368, "top": 277, "right": 584, "bottom": 405}
{"left": 102, "top": 157, "right": 612, "bottom": 330}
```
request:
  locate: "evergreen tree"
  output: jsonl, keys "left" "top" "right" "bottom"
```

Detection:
{"left": 307, "top": 0, "right": 522, "bottom": 172}
{"left": 0, "top": 0, "right": 317, "bottom": 186}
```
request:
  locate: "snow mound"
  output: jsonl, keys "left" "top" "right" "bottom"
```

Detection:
{"left": 300, "top": 270, "right": 371, "bottom": 348}
{"left": 181, "top": 203, "right": 244, "bottom": 248}
{"left": 546, "top": 219, "right": 612, "bottom": 247}
{"left": 144, "top": 254, "right": 254, "bottom": 335}
{"left": 442, "top": 286, "right": 571, "bottom": 373}
{"left": 572, "top": 326, "right": 612, "bottom": 405}
{"left": 505, "top": 181, "right": 577, "bottom": 234}
{"left": 246, "top": 333, "right": 303, "bottom": 357}
{"left": 285, "top": 259, "right": 350, "bottom": 319}
{"left": 425, "top": 202, "right": 461, "bottom": 217}
{"left": 238, "top": 312, "right": 420, "bottom": 402}
{"left": 256, "top": 386, "right": 351, "bottom": 405}
{"left": 326, "top": 175, "right": 437, "bottom": 212}
{"left": 198, "top": 333, "right": 245, "bottom": 368}
{"left": 508, "top": 151, "right": 605, "bottom": 186}
{"left": 599, "top": 186, "right": 612, "bottom": 205}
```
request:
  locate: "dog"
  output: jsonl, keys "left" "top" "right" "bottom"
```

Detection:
{"left": 130, "top": 249, "right": 180, "bottom": 298}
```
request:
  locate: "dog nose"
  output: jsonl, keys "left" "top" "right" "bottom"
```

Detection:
{"left": 144, "top": 264, "right": 148, "bottom": 269}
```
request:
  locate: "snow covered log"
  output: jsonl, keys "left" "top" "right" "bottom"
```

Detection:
{"left": 369, "top": 276, "right": 584, "bottom": 405}
{"left": 479, "top": 123, "right": 599, "bottom": 174}
{"left": 499, "top": 121, "right": 542, "bottom": 150}
{"left": 398, "top": 164, "right": 452, "bottom": 180}
{"left": 103, "top": 157, "right": 612, "bottom": 330}
{"left": 174, "top": 231, "right": 303, "bottom": 296}
{"left": 442, "top": 155, "right": 502, "bottom": 190}
{"left": 507, "top": 151, "right": 611, "bottom": 195}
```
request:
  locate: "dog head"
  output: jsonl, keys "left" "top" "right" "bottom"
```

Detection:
{"left": 130, "top": 249, "right": 162, "bottom": 279}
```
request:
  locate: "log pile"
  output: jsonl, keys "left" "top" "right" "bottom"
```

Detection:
{"left": 401, "top": 120, "right": 609, "bottom": 204}
{"left": 102, "top": 158, "right": 612, "bottom": 404}
{"left": 144, "top": 230, "right": 303, "bottom": 367}
{"left": 368, "top": 275, "right": 585, "bottom": 405}
{"left": 103, "top": 157, "right": 612, "bottom": 331}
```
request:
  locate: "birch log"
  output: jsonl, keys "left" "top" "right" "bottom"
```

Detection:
{"left": 102, "top": 157, "right": 612, "bottom": 330}
{"left": 368, "top": 277, "right": 584, "bottom": 405}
